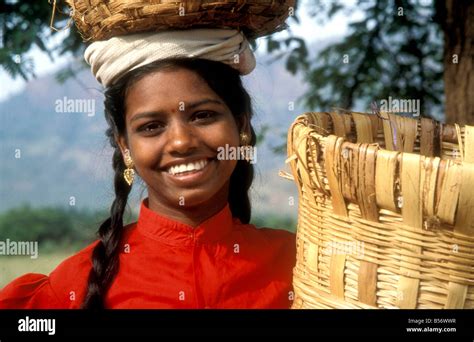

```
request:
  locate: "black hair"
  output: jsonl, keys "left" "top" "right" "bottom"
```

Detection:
{"left": 81, "top": 58, "right": 256, "bottom": 309}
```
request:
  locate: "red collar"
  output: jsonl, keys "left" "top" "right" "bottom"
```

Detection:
{"left": 136, "top": 198, "right": 236, "bottom": 246}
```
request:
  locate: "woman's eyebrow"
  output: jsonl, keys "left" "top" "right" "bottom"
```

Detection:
{"left": 130, "top": 98, "right": 225, "bottom": 122}
{"left": 130, "top": 111, "right": 166, "bottom": 123}
{"left": 187, "top": 98, "right": 224, "bottom": 109}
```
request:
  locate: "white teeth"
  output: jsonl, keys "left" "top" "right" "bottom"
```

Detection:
{"left": 167, "top": 159, "right": 209, "bottom": 175}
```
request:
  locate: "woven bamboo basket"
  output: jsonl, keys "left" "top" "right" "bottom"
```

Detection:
{"left": 285, "top": 111, "right": 474, "bottom": 309}
{"left": 64, "top": 0, "right": 295, "bottom": 41}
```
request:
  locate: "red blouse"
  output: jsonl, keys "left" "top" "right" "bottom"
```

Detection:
{"left": 0, "top": 199, "right": 296, "bottom": 309}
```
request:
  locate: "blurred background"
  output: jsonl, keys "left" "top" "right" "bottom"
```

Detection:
{"left": 1, "top": 0, "right": 472, "bottom": 287}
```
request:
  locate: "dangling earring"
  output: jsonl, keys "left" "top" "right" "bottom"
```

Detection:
{"left": 123, "top": 149, "right": 135, "bottom": 186}
{"left": 240, "top": 132, "right": 252, "bottom": 163}
{"left": 240, "top": 132, "right": 250, "bottom": 145}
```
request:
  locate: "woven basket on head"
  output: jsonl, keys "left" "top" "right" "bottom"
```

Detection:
{"left": 285, "top": 111, "right": 474, "bottom": 309}
{"left": 64, "top": 0, "right": 295, "bottom": 41}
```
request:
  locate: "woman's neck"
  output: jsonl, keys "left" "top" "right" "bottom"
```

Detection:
{"left": 146, "top": 187, "right": 229, "bottom": 228}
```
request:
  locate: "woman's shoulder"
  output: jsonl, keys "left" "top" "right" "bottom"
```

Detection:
{"left": 48, "top": 241, "right": 98, "bottom": 303}
{"left": 233, "top": 219, "right": 296, "bottom": 255}
{"left": 256, "top": 226, "right": 296, "bottom": 240}
{"left": 0, "top": 240, "right": 98, "bottom": 309}
{"left": 51, "top": 240, "right": 98, "bottom": 277}
{"left": 233, "top": 221, "right": 296, "bottom": 300}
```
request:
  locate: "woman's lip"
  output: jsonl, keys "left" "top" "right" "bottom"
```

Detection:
{"left": 164, "top": 158, "right": 216, "bottom": 186}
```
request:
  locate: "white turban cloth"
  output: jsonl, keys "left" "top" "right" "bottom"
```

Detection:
{"left": 84, "top": 28, "right": 256, "bottom": 87}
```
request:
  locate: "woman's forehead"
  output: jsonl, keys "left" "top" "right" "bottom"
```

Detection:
{"left": 128, "top": 68, "right": 212, "bottom": 97}
{"left": 125, "top": 68, "right": 222, "bottom": 116}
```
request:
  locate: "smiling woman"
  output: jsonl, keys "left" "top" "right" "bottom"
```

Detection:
{"left": 0, "top": 57, "right": 296, "bottom": 309}
{"left": 115, "top": 59, "right": 249, "bottom": 223}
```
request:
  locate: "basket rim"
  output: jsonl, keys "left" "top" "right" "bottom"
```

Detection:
{"left": 64, "top": 0, "right": 296, "bottom": 41}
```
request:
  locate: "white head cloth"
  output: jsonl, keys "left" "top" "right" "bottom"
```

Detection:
{"left": 84, "top": 28, "right": 256, "bottom": 87}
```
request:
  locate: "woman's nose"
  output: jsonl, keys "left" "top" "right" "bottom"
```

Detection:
{"left": 165, "top": 121, "right": 198, "bottom": 155}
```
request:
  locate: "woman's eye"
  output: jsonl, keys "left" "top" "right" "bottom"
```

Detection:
{"left": 139, "top": 122, "right": 164, "bottom": 133}
{"left": 193, "top": 111, "right": 216, "bottom": 121}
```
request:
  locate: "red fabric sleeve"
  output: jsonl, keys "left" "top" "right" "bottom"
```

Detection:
{"left": 0, "top": 273, "right": 64, "bottom": 309}
{"left": 0, "top": 241, "right": 98, "bottom": 309}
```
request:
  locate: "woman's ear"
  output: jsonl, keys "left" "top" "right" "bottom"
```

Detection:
{"left": 116, "top": 135, "right": 129, "bottom": 160}
{"left": 239, "top": 114, "right": 251, "bottom": 137}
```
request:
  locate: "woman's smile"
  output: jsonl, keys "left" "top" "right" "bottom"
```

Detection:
{"left": 166, "top": 158, "right": 210, "bottom": 175}
{"left": 162, "top": 156, "right": 219, "bottom": 187}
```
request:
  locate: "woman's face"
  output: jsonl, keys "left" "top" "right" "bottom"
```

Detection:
{"left": 118, "top": 68, "right": 241, "bottom": 212}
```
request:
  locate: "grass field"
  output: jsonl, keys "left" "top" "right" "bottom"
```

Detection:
{"left": 0, "top": 251, "right": 75, "bottom": 289}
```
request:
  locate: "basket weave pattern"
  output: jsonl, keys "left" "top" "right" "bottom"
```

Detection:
{"left": 65, "top": 0, "right": 295, "bottom": 41}
{"left": 287, "top": 112, "right": 474, "bottom": 309}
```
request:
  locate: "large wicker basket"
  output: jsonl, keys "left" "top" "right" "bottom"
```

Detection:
{"left": 64, "top": 0, "right": 295, "bottom": 41}
{"left": 286, "top": 111, "right": 474, "bottom": 309}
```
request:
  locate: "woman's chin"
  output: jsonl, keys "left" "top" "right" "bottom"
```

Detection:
{"left": 176, "top": 181, "right": 232, "bottom": 209}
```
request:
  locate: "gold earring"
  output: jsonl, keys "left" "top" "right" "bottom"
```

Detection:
{"left": 123, "top": 149, "right": 135, "bottom": 186}
{"left": 239, "top": 132, "right": 252, "bottom": 163}
{"left": 240, "top": 132, "right": 251, "bottom": 146}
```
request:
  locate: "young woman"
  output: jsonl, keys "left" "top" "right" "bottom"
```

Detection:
{"left": 0, "top": 57, "right": 296, "bottom": 309}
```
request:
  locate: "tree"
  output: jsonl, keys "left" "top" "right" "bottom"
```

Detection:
{"left": 435, "top": 0, "right": 473, "bottom": 124}
{"left": 0, "top": 0, "right": 82, "bottom": 80}
{"left": 266, "top": 0, "right": 473, "bottom": 124}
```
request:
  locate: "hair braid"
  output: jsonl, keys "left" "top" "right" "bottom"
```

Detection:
{"left": 82, "top": 130, "right": 132, "bottom": 309}
{"left": 229, "top": 124, "right": 256, "bottom": 224}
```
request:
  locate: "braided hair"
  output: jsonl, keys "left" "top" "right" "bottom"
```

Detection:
{"left": 82, "top": 58, "right": 256, "bottom": 309}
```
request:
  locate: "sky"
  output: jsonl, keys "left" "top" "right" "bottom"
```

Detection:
{"left": 0, "top": 0, "right": 362, "bottom": 102}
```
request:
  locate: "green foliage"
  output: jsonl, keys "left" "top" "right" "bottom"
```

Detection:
{"left": 0, "top": 205, "right": 109, "bottom": 252}
{"left": 0, "top": 0, "right": 83, "bottom": 80}
{"left": 265, "top": 0, "right": 444, "bottom": 117}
